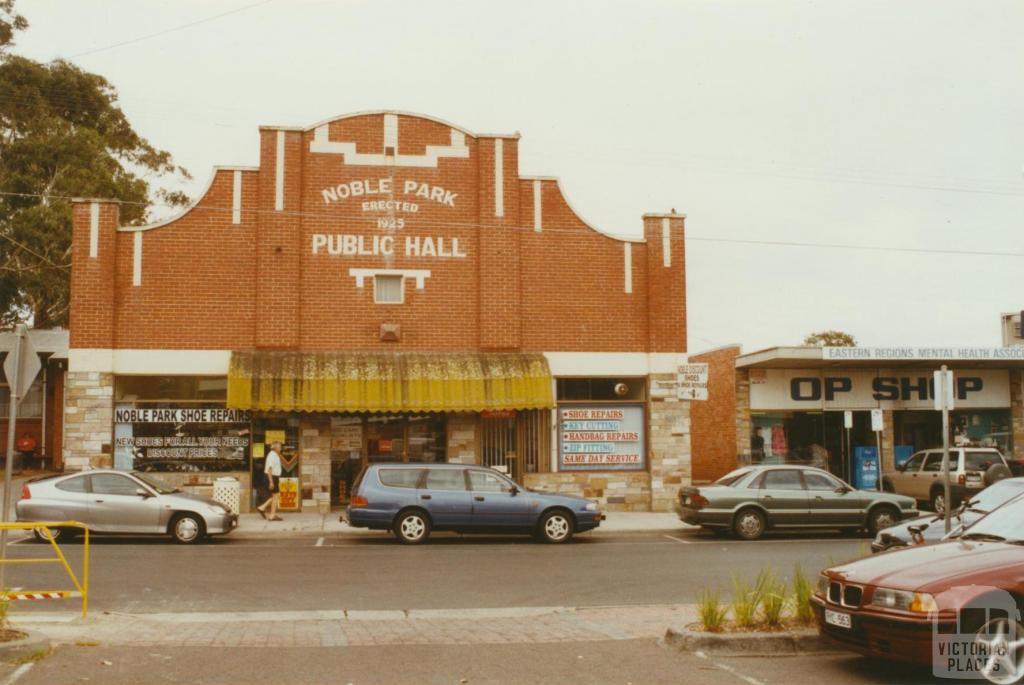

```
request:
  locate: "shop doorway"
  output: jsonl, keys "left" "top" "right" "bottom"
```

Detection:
{"left": 250, "top": 416, "right": 301, "bottom": 512}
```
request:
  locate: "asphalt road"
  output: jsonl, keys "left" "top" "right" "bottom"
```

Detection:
{"left": 3, "top": 640, "right": 965, "bottom": 685}
{"left": 4, "top": 531, "right": 870, "bottom": 615}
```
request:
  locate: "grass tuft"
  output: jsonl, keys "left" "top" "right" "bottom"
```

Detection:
{"left": 697, "top": 588, "right": 729, "bottom": 632}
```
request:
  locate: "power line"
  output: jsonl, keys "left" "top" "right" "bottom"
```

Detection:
{"left": 1, "top": 88, "right": 1022, "bottom": 197}
{"left": 0, "top": 190, "right": 1021, "bottom": 261}
{"left": 65, "top": 0, "right": 276, "bottom": 59}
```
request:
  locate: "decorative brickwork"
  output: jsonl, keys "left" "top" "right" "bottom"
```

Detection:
{"left": 299, "top": 416, "right": 333, "bottom": 508}
{"left": 63, "top": 371, "right": 114, "bottom": 470}
{"left": 735, "top": 369, "right": 752, "bottom": 465}
{"left": 647, "top": 374, "right": 690, "bottom": 512}
{"left": 524, "top": 472, "right": 651, "bottom": 512}
{"left": 1011, "top": 369, "right": 1024, "bottom": 462}
{"left": 446, "top": 413, "right": 479, "bottom": 464}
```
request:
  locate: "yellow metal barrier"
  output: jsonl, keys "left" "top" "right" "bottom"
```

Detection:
{"left": 0, "top": 521, "right": 89, "bottom": 618}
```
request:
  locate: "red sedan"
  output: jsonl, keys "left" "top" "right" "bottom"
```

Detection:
{"left": 813, "top": 497, "right": 1024, "bottom": 683}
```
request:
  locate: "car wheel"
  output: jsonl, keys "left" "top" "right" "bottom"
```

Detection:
{"left": 732, "top": 508, "right": 766, "bottom": 540}
{"left": 867, "top": 506, "right": 899, "bottom": 536}
{"left": 393, "top": 510, "right": 431, "bottom": 545}
{"left": 973, "top": 616, "right": 1024, "bottom": 685}
{"left": 538, "top": 510, "right": 574, "bottom": 544}
{"left": 32, "top": 526, "right": 76, "bottom": 544}
{"left": 931, "top": 489, "right": 947, "bottom": 516}
{"left": 984, "top": 463, "right": 1012, "bottom": 487}
{"left": 170, "top": 513, "right": 206, "bottom": 544}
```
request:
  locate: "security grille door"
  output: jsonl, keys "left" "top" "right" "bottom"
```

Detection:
{"left": 480, "top": 410, "right": 551, "bottom": 481}
{"left": 481, "top": 414, "right": 518, "bottom": 479}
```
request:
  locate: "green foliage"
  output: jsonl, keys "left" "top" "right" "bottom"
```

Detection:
{"left": 697, "top": 588, "right": 728, "bottom": 632}
{"left": 792, "top": 565, "right": 815, "bottom": 625}
{"left": 803, "top": 330, "right": 857, "bottom": 347}
{"left": 760, "top": 569, "right": 789, "bottom": 628}
{"left": 0, "top": 7, "right": 190, "bottom": 326}
{"left": 0, "top": 0, "right": 27, "bottom": 53}
{"left": 731, "top": 571, "right": 769, "bottom": 629}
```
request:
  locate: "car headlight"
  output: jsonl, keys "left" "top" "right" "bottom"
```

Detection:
{"left": 816, "top": 574, "right": 829, "bottom": 597}
{"left": 584, "top": 502, "right": 598, "bottom": 512}
{"left": 871, "top": 587, "right": 937, "bottom": 613}
{"left": 207, "top": 504, "right": 228, "bottom": 515}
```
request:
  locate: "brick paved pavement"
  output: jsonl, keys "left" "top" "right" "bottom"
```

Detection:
{"left": 18, "top": 604, "right": 696, "bottom": 648}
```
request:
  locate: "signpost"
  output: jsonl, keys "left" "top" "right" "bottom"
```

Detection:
{"left": 1, "top": 324, "right": 41, "bottom": 589}
{"left": 934, "top": 367, "right": 955, "bottom": 533}
{"left": 870, "top": 409, "right": 884, "bottom": 491}
{"left": 676, "top": 363, "right": 709, "bottom": 401}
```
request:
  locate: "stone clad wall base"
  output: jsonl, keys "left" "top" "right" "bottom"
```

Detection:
{"left": 299, "top": 416, "right": 333, "bottom": 509}
{"left": 63, "top": 371, "right": 114, "bottom": 470}
{"left": 447, "top": 413, "right": 479, "bottom": 464}
{"left": 1011, "top": 370, "right": 1024, "bottom": 463}
{"left": 648, "top": 373, "right": 691, "bottom": 512}
{"left": 523, "top": 472, "right": 651, "bottom": 512}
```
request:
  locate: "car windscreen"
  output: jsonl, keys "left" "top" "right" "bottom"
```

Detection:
{"left": 714, "top": 468, "right": 752, "bottom": 487}
{"left": 957, "top": 494, "right": 1024, "bottom": 543}
{"left": 130, "top": 472, "right": 179, "bottom": 494}
{"left": 968, "top": 480, "right": 1024, "bottom": 512}
{"left": 964, "top": 452, "right": 1002, "bottom": 472}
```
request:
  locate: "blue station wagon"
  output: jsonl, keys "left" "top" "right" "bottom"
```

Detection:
{"left": 345, "top": 463, "right": 604, "bottom": 544}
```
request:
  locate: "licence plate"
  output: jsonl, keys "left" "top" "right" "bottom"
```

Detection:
{"left": 825, "top": 609, "right": 851, "bottom": 629}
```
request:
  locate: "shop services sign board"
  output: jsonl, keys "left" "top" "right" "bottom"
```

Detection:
{"left": 677, "top": 364, "right": 709, "bottom": 401}
{"left": 558, "top": 405, "right": 645, "bottom": 471}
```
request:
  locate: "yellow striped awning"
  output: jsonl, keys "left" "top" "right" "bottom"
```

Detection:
{"left": 227, "top": 351, "right": 553, "bottom": 413}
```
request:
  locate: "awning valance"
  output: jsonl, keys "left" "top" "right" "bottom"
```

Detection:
{"left": 227, "top": 351, "right": 553, "bottom": 413}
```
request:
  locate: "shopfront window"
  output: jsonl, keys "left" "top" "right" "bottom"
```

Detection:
{"left": 0, "top": 381, "right": 43, "bottom": 418}
{"left": 113, "top": 376, "right": 249, "bottom": 473}
{"left": 894, "top": 409, "right": 1013, "bottom": 456}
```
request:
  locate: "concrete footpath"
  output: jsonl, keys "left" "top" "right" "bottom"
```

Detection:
{"left": 15, "top": 603, "right": 698, "bottom": 648}
{"left": 232, "top": 510, "right": 693, "bottom": 538}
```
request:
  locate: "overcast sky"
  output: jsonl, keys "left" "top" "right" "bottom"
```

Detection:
{"left": 15, "top": 0, "right": 1024, "bottom": 353}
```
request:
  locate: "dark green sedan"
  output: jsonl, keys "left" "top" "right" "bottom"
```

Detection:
{"left": 676, "top": 465, "right": 918, "bottom": 540}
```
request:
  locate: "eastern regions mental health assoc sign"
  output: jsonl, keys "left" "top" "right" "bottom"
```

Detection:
{"left": 559, "top": 405, "right": 646, "bottom": 471}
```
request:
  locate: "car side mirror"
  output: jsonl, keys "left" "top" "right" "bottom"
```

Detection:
{"left": 135, "top": 488, "right": 153, "bottom": 498}
{"left": 509, "top": 485, "right": 519, "bottom": 496}
{"left": 834, "top": 485, "right": 851, "bottom": 495}
{"left": 895, "top": 463, "right": 906, "bottom": 472}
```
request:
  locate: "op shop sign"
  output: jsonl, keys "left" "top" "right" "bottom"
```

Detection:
{"left": 558, "top": 405, "right": 646, "bottom": 471}
{"left": 749, "top": 369, "right": 1010, "bottom": 410}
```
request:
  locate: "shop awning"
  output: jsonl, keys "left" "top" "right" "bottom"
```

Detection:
{"left": 226, "top": 351, "right": 553, "bottom": 413}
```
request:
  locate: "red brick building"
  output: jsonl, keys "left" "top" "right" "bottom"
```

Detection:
{"left": 67, "top": 111, "right": 691, "bottom": 511}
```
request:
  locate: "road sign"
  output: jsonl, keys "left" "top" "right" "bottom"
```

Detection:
{"left": 933, "top": 369, "right": 955, "bottom": 411}
{"left": 870, "top": 408, "right": 883, "bottom": 432}
{"left": 2, "top": 330, "right": 39, "bottom": 401}
{"left": 677, "top": 363, "right": 709, "bottom": 401}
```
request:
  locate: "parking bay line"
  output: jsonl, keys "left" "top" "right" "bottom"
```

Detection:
{"left": 315, "top": 537, "right": 324, "bottom": 547}
{"left": 694, "top": 651, "right": 766, "bottom": 685}
{"left": 663, "top": 535, "right": 691, "bottom": 544}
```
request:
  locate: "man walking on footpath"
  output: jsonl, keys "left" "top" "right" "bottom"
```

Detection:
{"left": 257, "top": 441, "right": 283, "bottom": 521}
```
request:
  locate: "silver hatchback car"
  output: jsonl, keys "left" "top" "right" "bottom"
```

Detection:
{"left": 17, "top": 469, "right": 238, "bottom": 544}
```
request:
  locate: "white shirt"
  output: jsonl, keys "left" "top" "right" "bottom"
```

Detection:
{"left": 264, "top": 450, "right": 282, "bottom": 477}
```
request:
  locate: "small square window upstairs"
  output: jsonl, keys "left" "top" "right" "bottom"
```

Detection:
{"left": 374, "top": 275, "right": 404, "bottom": 304}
